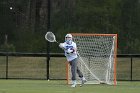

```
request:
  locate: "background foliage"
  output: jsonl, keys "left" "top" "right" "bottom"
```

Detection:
{"left": 0, "top": 0, "right": 140, "bottom": 54}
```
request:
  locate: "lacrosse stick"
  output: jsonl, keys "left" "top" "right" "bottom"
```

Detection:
{"left": 45, "top": 32, "right": 59, "bottom": 43}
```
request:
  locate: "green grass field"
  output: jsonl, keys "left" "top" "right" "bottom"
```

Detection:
{"left": 0, "top": 56, "right": 140, "bottom": 93}
{"left": 0, "top": 80, "right": 139, "bottom": 93}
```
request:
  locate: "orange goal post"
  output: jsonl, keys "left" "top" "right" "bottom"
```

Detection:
{"left": 66, "top": 33, "right": 117, "bottom": 85}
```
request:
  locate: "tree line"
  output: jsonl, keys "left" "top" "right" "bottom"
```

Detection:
{"left": 0, "top": 0, "right": 140, "bottom": 54}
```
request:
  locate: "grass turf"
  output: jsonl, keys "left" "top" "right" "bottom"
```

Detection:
{"left": 0, "top": 80, "right": 139, "bottom": 93}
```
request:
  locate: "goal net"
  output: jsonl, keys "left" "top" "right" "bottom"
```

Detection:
{"left": 66, "top": 33, "right": 117, "bottom": 85}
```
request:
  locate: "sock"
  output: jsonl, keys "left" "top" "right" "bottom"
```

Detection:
{"left": 72, "top": 80, "right": 77, "bottom": 85}
{"left": 81, "top": 77, "right": 86, "bottom": 81}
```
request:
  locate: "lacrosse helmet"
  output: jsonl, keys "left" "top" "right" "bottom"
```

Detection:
{"left": 65, "top": 34, "right": 72, "bottom": 44}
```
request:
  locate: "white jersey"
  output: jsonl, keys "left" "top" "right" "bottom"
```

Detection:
{"left": 63, "top": 42, "right": 78, "bottom": 62}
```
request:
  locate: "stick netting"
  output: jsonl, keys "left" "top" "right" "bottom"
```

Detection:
{"left": 67, "top": 34, "right": 117, "bottom": 85}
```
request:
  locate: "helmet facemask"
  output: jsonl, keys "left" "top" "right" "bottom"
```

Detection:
{"left": 65, "top": 34, "right": 72, "bottom": 44}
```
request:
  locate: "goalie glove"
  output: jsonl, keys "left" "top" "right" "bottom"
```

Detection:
{"left": 59, "top": 43, "right": 65, "bottom": 50}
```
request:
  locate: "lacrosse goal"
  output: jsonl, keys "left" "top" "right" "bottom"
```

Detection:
{"left": 66, "top": 33, "right": 117, "bottom": 85}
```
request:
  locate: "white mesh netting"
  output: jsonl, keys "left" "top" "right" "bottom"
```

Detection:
{"left": 67, "top": 34, "right": 117, "bottom": 85}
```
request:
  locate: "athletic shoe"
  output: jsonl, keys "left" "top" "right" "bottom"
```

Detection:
{"left": 82, "top": 79, "right": 87, "bottom": 84}
{"left": 71, "top": 84, "right": 76, "bottom": 88}
{"left": 80, "top": 77, "right": 87, "bottom": 87}
{"left": 71, "top": 80, "right": 77, "bottom": 88}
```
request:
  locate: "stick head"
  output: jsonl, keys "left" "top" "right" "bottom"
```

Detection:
{"left": 45, "top": 32, "right": 57, "bottom": 42}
